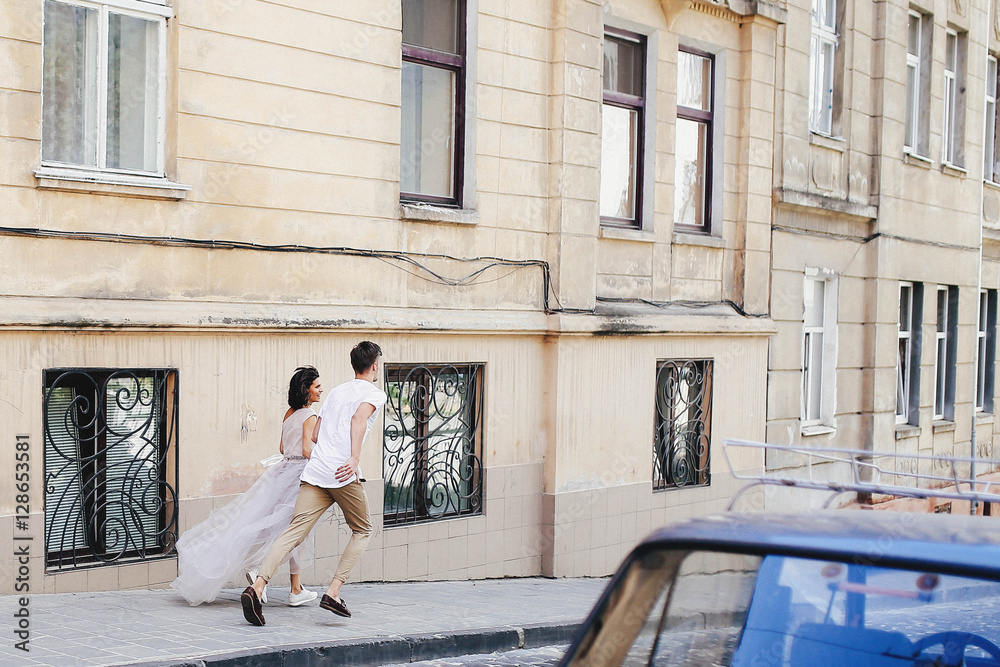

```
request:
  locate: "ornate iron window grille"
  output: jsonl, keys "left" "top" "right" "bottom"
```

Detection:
{"left": 383, "top": 364, "right": 484, "bottom": 526}
{"left": 43, "top": 369, "right": 179, "bottom": 569}
{"left": 654, "top": 359, "right": 713, "bottom": 490}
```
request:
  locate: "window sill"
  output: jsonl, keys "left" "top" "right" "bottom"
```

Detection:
{"left": 599, "top": 226, "right": 656, "bottom": 243}
{"left": 673, "top": 232, "right": 725, "bottom": 248}
{"left": 932, "top": 419, "right": 957, "bottom": 433}
{"left": 399, "top": 202, "right": 479, "bottom": 226}
{"left": 941, "top": 162, "right": 968, "bottom": 178}
{"left": 976, "top": 411, "right": 995, "bottom": 424}
{"left": 35, "top": 166, "right": 190, "bottom": 200}
{"left": 809, "top": 131, "right": 846, "bottom": 152}
{"left": 801, "top": 424, "right": 836, "bottom": 437}
{"left": 902, "top": 151, "right": 934, "bottom": 169}
{"left": 895, "top": 423, "right": 920, "bottom": 439}
{"left": 985, "top": 179, "right": 1000, "bottom": 192}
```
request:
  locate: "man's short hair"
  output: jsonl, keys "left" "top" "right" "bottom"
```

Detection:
{"left": 351, "top": 341, "right": 382, "bottom": 373}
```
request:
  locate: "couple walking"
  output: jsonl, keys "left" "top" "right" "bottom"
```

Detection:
{"left": 171, "top": 341, "right": 387, "bottom": 626}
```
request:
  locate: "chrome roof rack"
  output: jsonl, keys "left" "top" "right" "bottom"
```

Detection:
{"left": 723, "top": 439, "right": 1000, "bottom": 511}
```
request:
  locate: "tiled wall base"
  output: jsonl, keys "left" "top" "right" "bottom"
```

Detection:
{"left": 541, "top": 481, "right": 738, "bottom": 578}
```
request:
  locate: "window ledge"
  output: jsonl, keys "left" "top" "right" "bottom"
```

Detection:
{"left": 400, "top": 202, "right": 479, "bottom": 225}
{"left": 985, "top": 179, "right": 1000, "bottom": 192}
{"left": 801, "top": 424, "right": 836, "bottom": 437}
{"left": 932, "top": 419, "right": 957, "bottom": 433}
{"left": 895, "top": 423, "right": 921, "bottom": 439}
{"left": 673, "top": 232, "right": 726, "bottom": 248}
{"left": 599, "top": 226, "right": 656, "bottom": 243}
{"left": 976, "top": 411, "right": 995, "bottom": 424}
{"left": 35, "top": 166, "right": 190, "bottom": 200}
{"left": 941, "top": 162, "right": 968, "bottom": 178}
{"left": 809, "top": 131, "right": 846, "bottom": 152}
{"left": 903, "top": 151, "right": 934, "bottom": 168}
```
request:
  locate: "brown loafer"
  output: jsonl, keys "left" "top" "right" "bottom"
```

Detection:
{"left": 320, "top": 594, "right": 351, "bottom": 618}
{"left": 241, "top": 586, "right": 265, "bottom": 626}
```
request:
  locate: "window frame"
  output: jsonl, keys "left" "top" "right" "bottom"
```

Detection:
{"left": 600, "top": 26, "right": 647, "bottom": 230}
{"left": 942, "top": 29, "right": 966, "bottom": 167}
{"left": 933, "top": 286, "right": 958, "bottom": 421}
{"left": 382, "top": 362, "right": 485, "bottom": 526}
{"left": 801, "top": 272, "right": 839, "bottom": 431}
{"left": 399, "top": 0, "right": 468, "bottom": 208}
{"left": 42, "top": 367, "right": 178, "bottom": 570}
{"left": 897, "top": 282, "right": 923, "bottom": 425}
{"left": 40, "top": 0, "right": 170, "bottom": 177}
{"left": 977, "top": 289, "right": 998, "bottom": 413}
{"left": 904, "top": 10, "right": 932, "bottom": 157}
{"left": 653, "top": 359, "right": 713, "bottom": 491}
{"left": 809, "top": 0, "right": 839, "bottom": 136}
{"left": 673, "top": 45, "right": 716, "bottom": 234}
{"left": 986, "top": 55, "right": 999, "bottom": 183}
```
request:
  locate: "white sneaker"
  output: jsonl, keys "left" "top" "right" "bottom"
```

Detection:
{"left": 287, "top": 588, "right": 318, "bottom": 606}
{"left": 246, "top": 570, "right": 267, "bottom": 604}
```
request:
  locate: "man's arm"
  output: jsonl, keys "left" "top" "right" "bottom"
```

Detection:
{"left": 335, "top": 402, "right": 376, "bottom": 483}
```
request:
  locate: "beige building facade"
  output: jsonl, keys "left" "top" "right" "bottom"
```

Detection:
{"left": 0, "top": 0, "right": 796, "bottom": 596}
{"left": 767, "top": 0, "right": 1000, "bottom": 510}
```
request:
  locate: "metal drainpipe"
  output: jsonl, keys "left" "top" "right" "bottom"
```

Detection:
{"left": 972, "top": 18, "right": 991, "bottom": 516}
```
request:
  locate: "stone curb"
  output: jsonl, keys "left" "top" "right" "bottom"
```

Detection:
{"left": 116, "top": 621, "right": 580, "bottom": 667}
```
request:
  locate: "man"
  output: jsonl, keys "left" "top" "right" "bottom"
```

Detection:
{"left": 241, "top": 341, "right": 386, "bottom": 626}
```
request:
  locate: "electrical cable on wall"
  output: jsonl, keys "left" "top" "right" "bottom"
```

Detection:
{"left": 0, "top": 226, "right": 754, "bottom": 318}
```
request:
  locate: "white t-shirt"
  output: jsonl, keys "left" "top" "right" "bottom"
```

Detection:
{"left": 300, "top": 378, "right": 387, "bottom": 489}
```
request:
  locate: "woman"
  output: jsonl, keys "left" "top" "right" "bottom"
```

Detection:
{"left": 171, "top": 366, "right": 322, "bottom": 606}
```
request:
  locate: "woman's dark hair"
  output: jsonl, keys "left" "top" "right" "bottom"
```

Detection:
{"left": 288, "top": 366, "right": 320, "bottom": 409}
{"left": 351, "top": 341, "right": 382, "bottom": 373}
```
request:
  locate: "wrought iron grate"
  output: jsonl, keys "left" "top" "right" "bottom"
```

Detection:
{"left": 43, "top": 369, "right": 178, "bottom": 569}
{"left": 654, "top": 359, "right": 713, "bottom": 490}
{"left": 383, "top": 364, "right": 484, "bottom": 525}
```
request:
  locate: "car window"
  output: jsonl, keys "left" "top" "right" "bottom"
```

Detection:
{"left": 563, "top": 549, "right": 1000, "bottom": 667}
{"left": 565, "top": 549, "right": 761, "bottom": 666}
{"left": 734, "top": 555, "right": 1000, "bottom": 667}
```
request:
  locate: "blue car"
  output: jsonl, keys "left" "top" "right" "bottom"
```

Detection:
{"left": 559, "top": 510, "right": 1000, "bottom": 667}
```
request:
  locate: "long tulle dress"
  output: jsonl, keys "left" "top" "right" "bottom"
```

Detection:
{"left": 170, "top": 407, "right": 318, "bottom": 605}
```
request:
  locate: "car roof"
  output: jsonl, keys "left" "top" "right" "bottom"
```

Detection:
{"left": 639, "top": 510, "right": 1000, "bottom": 579}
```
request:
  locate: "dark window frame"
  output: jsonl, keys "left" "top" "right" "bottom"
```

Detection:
{"left": 42, "top": 368, "right": 178, "bottom": 570}
{"left": 600, "top": 26, "right": 646, "bottom": 230}
{"left": 673, "top": 44, "right": 716, "bottom": 234}
{"left": 897, "top": 282, "right": 924, "bottom": 426}
{"left": 653, "top": 359, "right": 713, "bottom": 491}
{"left": 382, "top": 363, "right": 484, "bottom": 526}
{"left": 978, "top": 289, "right": 998, "bottom": 413}
{"left": 400, "top": 1, "right": 467, "bottom": 208}
{"left": 934, "top": 285, "right": 959, "bottom": 421}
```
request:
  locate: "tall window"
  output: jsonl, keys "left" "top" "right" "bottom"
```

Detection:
{"left": 986, "top": 56, "right": 998, "bottom": 182}
{"left": 383, "top": 364, "right": 484, "bottom": 526}
{"left": 905, "top": 11, "right": 931, "bottom": 156}
{"left": 674, "top": 48, "right": 715, "bottom": 231}
{"left": 933, "top": 286, "right": 958, "bottom": 421}
{"left": 41, "top": 0, "right": 169, "bottom": 174}
{"left": 942, "top": 30, "right": 966, "bottom": 167}
{"left": 654, "top": 360, "right": 713, "bottom": 490}
{"left": 897, "top": 282, "right": 922, "bottom": 425}
{"left": 809, "top": 0, "right": 838, "bottom": 134}
{"left": 802, "top": 278, "right": 826, "bottom": 423}
{"left": 43, "top": 369, "right": 178, "bottom": 569}
{"left": 601, "top": 29, "right": 646, "bottom": 228}
{"left": 978, "top": 289, "right": 998, "bottom": 413}
{"left": 400, "top": 0, "right": 465, "bottom": 206}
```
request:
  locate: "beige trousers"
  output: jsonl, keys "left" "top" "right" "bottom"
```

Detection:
{"left": 259, "top": 481, "right": 372, "bottom": 584}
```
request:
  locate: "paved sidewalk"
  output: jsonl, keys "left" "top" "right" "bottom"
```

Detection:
{"left": 0, "top": 578, "right": 606, "bottom": 667}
